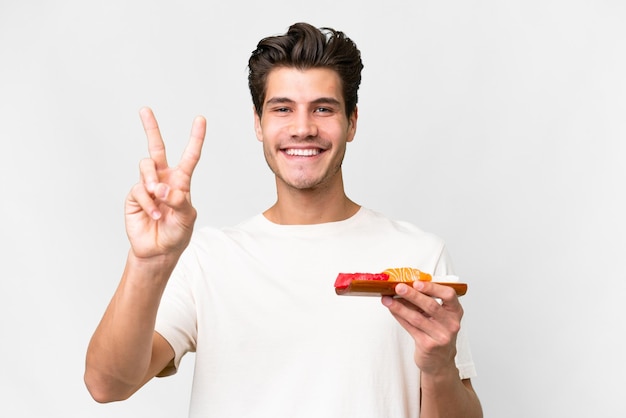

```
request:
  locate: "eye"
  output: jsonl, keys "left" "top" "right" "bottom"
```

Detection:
{"left": 314, "top": 107, "right": 334, "bottom": 114}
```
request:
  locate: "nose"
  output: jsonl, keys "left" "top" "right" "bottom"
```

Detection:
{"left": 289, "top": 112, "right": 318, "bottom": 139}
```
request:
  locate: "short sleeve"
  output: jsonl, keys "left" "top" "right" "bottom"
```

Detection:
{"left": 433, "top": 244, "right": 478, "bottom": 380}
{"left": 154, "top": 250, "right": 198, "bottom": 376}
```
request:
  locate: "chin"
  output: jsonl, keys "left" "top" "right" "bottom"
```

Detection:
{"left": 281, "top": 175, "right": 327, "bottom": 191}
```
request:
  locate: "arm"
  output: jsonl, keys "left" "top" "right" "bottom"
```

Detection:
{"left": 84, "top": 108, "right": 206, "bottom": 403}
{"left": 382, "top": 281, "right": 483, "bottom": 418}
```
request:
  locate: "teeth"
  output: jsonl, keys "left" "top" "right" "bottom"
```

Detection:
{"left": 285, "top": 148, "right": 320, "bottom": 156}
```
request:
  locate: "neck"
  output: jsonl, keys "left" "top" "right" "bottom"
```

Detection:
{"left": 264, "top": 174, "right": 360, "bottom": 225}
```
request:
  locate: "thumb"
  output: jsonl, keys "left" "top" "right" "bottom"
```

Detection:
{"left": 155, "top": 185, "right": 196, "bottom": 221}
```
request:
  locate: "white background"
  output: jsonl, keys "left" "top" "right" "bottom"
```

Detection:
{"left": 1, "top": 1, "right": 625, "bottom": 417}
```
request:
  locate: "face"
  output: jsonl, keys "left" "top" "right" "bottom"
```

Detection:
{"left": 254, "top": 67, "right": 358, "bottom": 193}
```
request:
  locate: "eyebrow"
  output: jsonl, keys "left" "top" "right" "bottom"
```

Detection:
{"left": 265, "top": 97, "right": 342, "bottom": 107}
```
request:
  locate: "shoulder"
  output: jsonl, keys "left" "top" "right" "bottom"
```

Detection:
{"left": 357, "top": 207, "right": 452, "bottom": 273}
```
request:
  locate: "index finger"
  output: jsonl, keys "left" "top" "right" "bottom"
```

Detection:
{"left": 411, "top": 281, "right": 461, "bottom": 307}
{"left": 177, "top": 115, "right": 206, "bottom": 176}
{"left": 139, "top": 107, "right": 169, "bottom": 170}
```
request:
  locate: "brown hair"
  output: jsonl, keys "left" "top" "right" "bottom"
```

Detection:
{"left": 248, "top": 22, "right": 364, "bottom": 117}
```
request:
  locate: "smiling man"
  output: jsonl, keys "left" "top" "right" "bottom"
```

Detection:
{"left": 85, "top": 22, "right": 482, "bottom": 418}
{"left": 255, "top": 66, "right": 359, "bottom": 224}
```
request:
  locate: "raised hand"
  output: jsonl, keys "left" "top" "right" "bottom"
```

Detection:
{"left": 125, "top": 107, "right": 206, "bottom": 260}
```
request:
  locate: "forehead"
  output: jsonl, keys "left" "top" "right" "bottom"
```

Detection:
{"left": 264, "top": 67, "right": 344, "bottom": 105}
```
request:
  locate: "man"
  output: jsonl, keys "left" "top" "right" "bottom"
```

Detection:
{"left": 85, "top": 22, "right": 483, "bottom": 418}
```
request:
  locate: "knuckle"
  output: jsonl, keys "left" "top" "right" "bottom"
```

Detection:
{"left": 130, "top": 182, "right": 145, "bottom": 195}
{"left": 138, "top": 158, "right": 152, "bottom": 168}
{"left": 425, "top": 297, "right": 442, "bottom": 313}
{"left": 439, "top": 334, "right": 454, "bottom": 348}
{"left": 408, "top": 313, "right": 429, "bottom": 329}
{"left": 441, "top": 286, "right": 456, "bottom": 300}
{"left": 139, "top": 158, "right": 158, "bottom": 176}
{"left": 446, "top": 315, "right": 462, "bottom": 334}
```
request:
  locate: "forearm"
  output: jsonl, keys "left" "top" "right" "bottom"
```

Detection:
{"left": 84, "top": 251, "right": 178, "bottom": 401}
{"left": 420, "top": 367, "right": 483, "bottom": 418}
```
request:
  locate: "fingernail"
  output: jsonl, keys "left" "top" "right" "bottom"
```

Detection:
{"left": 414, "top": 281, "right": 425, "bottom": 290}
{"left": 156, "top": 184, "right": 170, "bottom": 199}
{"left": 151, "top": 210, "right": 161, "bottom": 220}
{"left": 396, "top": 283, "right": 407, "bottom": 295}
{"left": 381, "top": 296, "right": 393, "bottom": 306}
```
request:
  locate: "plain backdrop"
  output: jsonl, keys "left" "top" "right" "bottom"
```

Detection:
{"left": 1, "top": 1, "right": 625, "bottom": 417}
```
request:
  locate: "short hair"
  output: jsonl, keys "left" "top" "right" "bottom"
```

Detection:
{"left": 248, "top": 22, "right": 364, "bottom": 117}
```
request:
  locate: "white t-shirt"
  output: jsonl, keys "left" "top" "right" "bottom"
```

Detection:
{"left": 155, "top": 207, "right": 476, "bottom": 418}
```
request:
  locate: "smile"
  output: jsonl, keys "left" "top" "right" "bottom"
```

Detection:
{"left": 284, "top": 148, "right": 321, "bottom": 156}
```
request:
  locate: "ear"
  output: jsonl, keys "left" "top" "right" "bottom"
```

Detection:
{"left": 346, "top": 106, "right": 358, "bottom": 143}
{"left": 253, "top": 106, "right": 263, "bottom": 142}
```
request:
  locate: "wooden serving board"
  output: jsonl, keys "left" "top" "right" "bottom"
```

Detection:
{"left": 335, "top": 280, "right": 468, "bottom": 296}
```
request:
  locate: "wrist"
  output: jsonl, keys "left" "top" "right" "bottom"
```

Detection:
{"left": 126, "top": 249, "right": 181, "bottom": 283}
{"left": 420, "top": 364, "right": 461, "bottom": 394}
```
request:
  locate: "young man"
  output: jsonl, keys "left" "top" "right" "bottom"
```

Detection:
{"left": 85, "top": 22, "right": 482, "bottom": 418}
